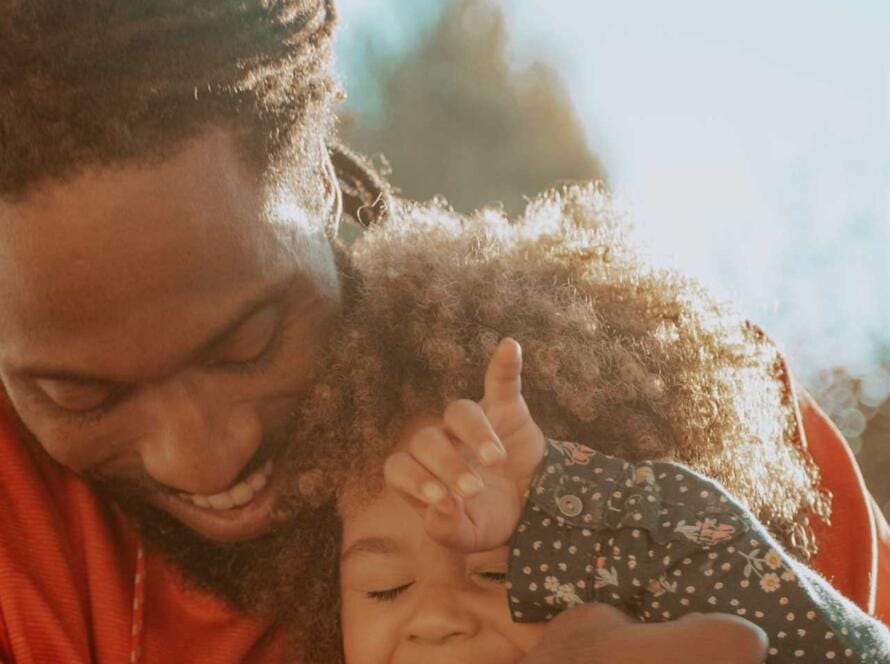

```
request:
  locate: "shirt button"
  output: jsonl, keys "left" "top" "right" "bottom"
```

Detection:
{"left": 558, "top": 494, "right": 583, "bottom": 517}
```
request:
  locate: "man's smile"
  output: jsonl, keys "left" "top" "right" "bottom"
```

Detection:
{"left": 177, "top": 458, "right": 274, "bottom": 510}
{"left": 149, "top": 456, "right": 284, "bottom": 543}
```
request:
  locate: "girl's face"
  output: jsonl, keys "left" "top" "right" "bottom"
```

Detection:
{"left": 339, "top": 481, "right": 546, "bottom": 664}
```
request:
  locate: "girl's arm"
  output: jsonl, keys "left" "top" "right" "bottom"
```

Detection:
{"left": 507, "top": 439, "right": 890, "bottom": 662}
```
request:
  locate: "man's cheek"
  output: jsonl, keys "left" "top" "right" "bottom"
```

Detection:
{"left": 18, "top": 416, "right": 106, "bottom": 473}
{"left": 6, "top": 389, "right": 132, "bottom": 474}
{"left": 505, "top": 622, "right": 548, "bottom": 655}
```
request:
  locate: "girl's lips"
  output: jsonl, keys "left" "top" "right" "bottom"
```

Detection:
{"left": 149, "top": 460, "right": 282, "bottom": 542}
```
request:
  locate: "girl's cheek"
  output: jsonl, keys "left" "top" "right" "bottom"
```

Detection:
{"left": 340, "top": 595, "right": 397, "bottom": 664}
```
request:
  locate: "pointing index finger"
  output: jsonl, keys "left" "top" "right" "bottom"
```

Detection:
{"left": 482, "top": 338, "right": 523, "bottom": 407}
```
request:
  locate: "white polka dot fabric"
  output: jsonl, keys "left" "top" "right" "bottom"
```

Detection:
{"left": 507, "top": 440, "right": 890, "bottom": 662}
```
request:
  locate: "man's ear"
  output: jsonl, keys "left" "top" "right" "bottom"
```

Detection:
{"left": 321, "top": 146, "right": 343, "bottom": 239}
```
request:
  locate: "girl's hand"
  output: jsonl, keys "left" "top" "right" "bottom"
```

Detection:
{"left": 383, "top": 338, "right": 547, "bottom": 553}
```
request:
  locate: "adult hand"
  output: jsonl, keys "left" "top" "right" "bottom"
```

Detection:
{"left": 518, "top": 603, "right": 768, "bottom": 664}
{"left": 383, "top": 338, "right": 547, "bottom": 552}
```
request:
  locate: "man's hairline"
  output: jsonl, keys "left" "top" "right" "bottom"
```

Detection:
{"left": 2, "top": 120, "right": 338, "bottom": 207}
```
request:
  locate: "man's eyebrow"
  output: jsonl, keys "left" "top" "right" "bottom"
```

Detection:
{"left": 340, "top": 536, "right": 401, "bottom": 563}
{"left": 17, "top": 275, "right": 299, "bottom": 385}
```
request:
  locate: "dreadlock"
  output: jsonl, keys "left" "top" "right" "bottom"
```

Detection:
{"left": 0, "top": 0, "right": 339, "bottom": 198}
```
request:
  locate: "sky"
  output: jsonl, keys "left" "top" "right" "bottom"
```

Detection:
{"left": 335, "top": 1, "right": 890, "bottom": 417}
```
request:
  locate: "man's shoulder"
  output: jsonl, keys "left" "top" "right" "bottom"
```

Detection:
{"left": 0, "top": 396, "right": 284, "bottom": 662}
{"left": 0, "top": 391, "right": 130, "bottom": 552}
{"left": 0, "top": 394, "right": 82, "bottom": 512}
{"left": 0, "top": 393, "right": 140, "bottom": 661}
{"left": 0, "top": 393, "right": 52, "bottom": 502}
{"left": 800, "top": 389, "right": 888, "bottom": 623}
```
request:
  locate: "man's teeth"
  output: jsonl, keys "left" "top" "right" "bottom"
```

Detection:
{"left": 180, "top": 460, "right": 274, "bottom": 510}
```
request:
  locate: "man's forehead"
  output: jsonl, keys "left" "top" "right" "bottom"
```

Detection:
{"left": 0, "top": 207, "right": 275, "bottom": 354}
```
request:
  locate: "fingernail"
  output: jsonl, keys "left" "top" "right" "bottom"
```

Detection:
{"left": 421, "top": 483, "right": 446, "bottom": 503}
{"left": 457, "top": 473, "right": 485, "bottom": 497}
{"left": 479, "top": 441, "right": 505, "bottom": 466}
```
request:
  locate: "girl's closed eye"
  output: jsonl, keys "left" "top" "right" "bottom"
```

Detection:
{"left": 467, "top": 546, "right": 510, "bottom": 587}
{"left": 365, "top": 581, "right": 414, "bottom": 602}
{"left": 472, "top": 569, "right": 507, "bottom": 586}
{"left": 362, "top": 569, "right": 505, "bottom": 600}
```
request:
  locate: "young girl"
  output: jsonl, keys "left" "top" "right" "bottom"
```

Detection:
{"left": 336, "top": 377, "right": 770, "bottom": 664}
{"left": 249, "top": 186, "right": 889, "bottom": 662}
{"left": 336, "top": 339, "right": 888, "bottom": 663}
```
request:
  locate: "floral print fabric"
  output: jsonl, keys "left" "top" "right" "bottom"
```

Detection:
{"left": 507, "top": 440, "right": 890, "bottom": 662}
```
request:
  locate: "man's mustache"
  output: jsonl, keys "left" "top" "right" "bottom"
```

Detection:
{"left": 85, "top": 421, "right": 297, "bottom": 501}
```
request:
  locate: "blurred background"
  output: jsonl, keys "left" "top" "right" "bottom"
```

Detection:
{"left": 333, "top": 0, "right": 890, "bottom": 512}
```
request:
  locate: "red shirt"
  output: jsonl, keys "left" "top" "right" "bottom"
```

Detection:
{"left": 802, "top": 391, "right": 890, "bottom": 623}
{"left": 0, "top": 392, "right": 887, "bottom": 663}
{"left": 0, "top": 396, "right": 285, "bottom": 663}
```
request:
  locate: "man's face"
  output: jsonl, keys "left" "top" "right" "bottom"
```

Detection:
{"left": 0, "top": 129, "right": 341, "bottom": 544}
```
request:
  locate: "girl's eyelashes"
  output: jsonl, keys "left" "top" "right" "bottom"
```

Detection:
{"left": 366, "top": 582, "right": 414, "bottom": 602}
{"left": 473, "top": 570, "right": 507, "bottom": 584}
{"left": 361, "top": 571, "right": 505, "bottom": 602}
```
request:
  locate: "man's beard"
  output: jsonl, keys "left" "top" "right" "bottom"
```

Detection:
{"left": 88, "top": 419, "right": 307, "bottom": 611}
{"left": 97, "top": 480, "right": 292, "bottom": 608}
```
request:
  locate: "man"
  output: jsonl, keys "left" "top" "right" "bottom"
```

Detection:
{"left": 0, "top": 1, "right": 885, "bottom": 662}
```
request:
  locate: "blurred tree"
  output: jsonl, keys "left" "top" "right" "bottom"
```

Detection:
{"left": 336, "top": 0, "right": 890, "bottom": 513}
{"left": 338, "top": 0, "right": 606, "bottom": 215}
{"left": 814, "top": 361, "right": 890, "bottom": 516}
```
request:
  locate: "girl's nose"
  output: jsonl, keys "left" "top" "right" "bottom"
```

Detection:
{"left": 404, "top": 583, "right": 482, "bottom": 646}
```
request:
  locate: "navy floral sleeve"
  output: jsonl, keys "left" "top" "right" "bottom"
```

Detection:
{"left": 506, "top": 440, "right": 890, "bottom": 663}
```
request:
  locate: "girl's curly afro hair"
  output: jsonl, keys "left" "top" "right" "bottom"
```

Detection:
{"left": 248, "top": 185, "right": 830, "bottom": 663}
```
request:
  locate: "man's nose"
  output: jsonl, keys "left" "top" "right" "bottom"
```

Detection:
{"left": 138, "top": 380, "right": 262, "bottom": 494}
{"left": 404, "top": 583, "right": 481, "bottom": 646}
